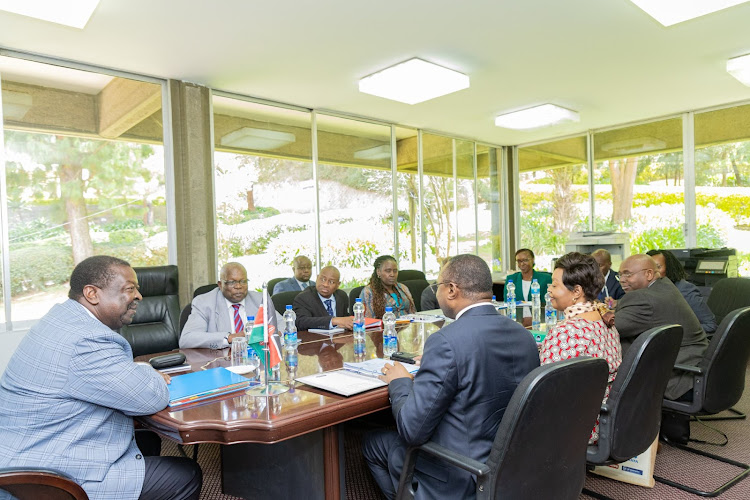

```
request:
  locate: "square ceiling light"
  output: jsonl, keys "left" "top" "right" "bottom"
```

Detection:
{"left": 629, "top": 0, "right": 750, "bottom": 27}
{"left": 220, "top": 128, "right": 296, "bottom": 151}
{"left": 0, "top": 0, "right": 100, "bottom": 29}
{"left": 727, "top": 54, "right": 750, "bottom": 86}
{"left": 359, "top": 58, "right": 470, "bottom": 105}
{"left": 495, "top": 104, "right": 579, "bottom": 130}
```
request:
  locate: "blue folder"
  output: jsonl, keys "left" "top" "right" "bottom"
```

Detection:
{"left": 168, "top": 367, "right": 250, "bottom": 407}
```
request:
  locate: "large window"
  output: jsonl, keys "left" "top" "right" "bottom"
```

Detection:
{"left": 316, "top": 114, "right": 394, "bottom": 287}
{"left": 593, "top": 118, "right": 684, "bottom": 254}
{"left": 695, "top": 105, "right": 750, "bottom": 275}
{"left": 1, "top": 56, "right": 167, "bottom": 329}
{"left": 476, "top": 145, "right": 504, "bottom": 271}
{"left": 212, "top": 97, "right": 314, "bottom": 290}
{"left": 518, "top": 136, "right": 589, "bottom": 271}
{"left": 422, "top": 133, "right": 457, "bottom": 277}
{"left": 394, "top": 127, "right": 421, "bottom": 271}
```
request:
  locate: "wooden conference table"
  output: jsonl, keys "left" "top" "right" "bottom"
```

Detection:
{"left": 135, "top": 321, "right": 443, "bottom": 500}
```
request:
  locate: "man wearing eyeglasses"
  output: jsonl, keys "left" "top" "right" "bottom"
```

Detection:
{"left": 606, "top": 254, "right": 707, "bottom": 444}
{"left": 181, "top": 262, "right": 282, "bottom": 349}
{"left": 363, "top": 254, "right": 539, "bottom": 499}
{"left": 272, "top": 255, "right": 314, "bottom": 294}
{"left": 293, "top": 266, "right": 353, "bottom": 331}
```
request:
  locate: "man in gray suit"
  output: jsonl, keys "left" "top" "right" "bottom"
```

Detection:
{"left": 363, "top": 254, "right": 540, "bottom": 499}
{"left": 0, "top": 256, "right": 201, "bottom": 500}
{"left": 609, "top": 254, "right": 708, "bottom": 443}
{"left": 293, "top": 265, "right": 352, "bottom": 331}
{"left": 272, "top": 255, "right": 313, "bottom": 294}
{"left": 181, "top": 262, "right": 282, "bottom": 349}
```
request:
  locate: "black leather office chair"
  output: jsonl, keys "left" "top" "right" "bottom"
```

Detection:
{"left": 119, "top": 265, "right": 181, "bottom": 357}
{"left": 397, "top": 269, "right": 426, "bottom": 282}
{"left": 348, "top": 285, "right": 365, "bottom": 315}
{"left": 653, "top": 307, "right": 750, "bottom": 497}
{"left": 583, "top": 324, "right": 682, "bottom": 498}
{"left": 401, "top": 279, "right": 429, "bottom": 312}
{"left": 267, "top": 277, "right": 286, "bottom": 295}
{"left": 706, "top": 277, "right": 750, "bottom": 327}
{"left": 395, "top": 357, "right": 609, "bottom": 500}
{"left": 0, "top": 467, "right": 89, "bottom": 499}
{"left": 193, "top": 283, "right": 218, "bottom": 298}
{"left": 271, "top": 290, "right": 301, "bottom": 315}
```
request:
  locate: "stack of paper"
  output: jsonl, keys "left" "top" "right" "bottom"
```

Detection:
{"left": 168, "top": 367, "right": 251, "bottom": 408}
{"left": 296, "top": 358, "right": 419, "bottom": 397}
{"left": 343, "top": 358, "right": 419, "bottom": 377}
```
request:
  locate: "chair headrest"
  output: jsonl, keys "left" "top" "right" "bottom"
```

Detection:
{"left": 134, "top": 265, "right": 178, "bottom": 297}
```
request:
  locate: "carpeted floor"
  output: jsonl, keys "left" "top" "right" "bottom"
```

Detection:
{"left": 164, "top": 365, "right": 750, "bottom": 499}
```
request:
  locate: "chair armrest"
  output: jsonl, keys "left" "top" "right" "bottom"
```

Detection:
{"left": 672, "top": 364, "right": 703, "bottom": 374}
{"left": 417, "top": 441, "right": 491, "bottom": 478}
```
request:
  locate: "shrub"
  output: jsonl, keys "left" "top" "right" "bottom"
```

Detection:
{"left": 9, "top": 245, "right": 74, "bottom": 295}
{"left": 108, "top": 229, "right": 144, "bottom": 245}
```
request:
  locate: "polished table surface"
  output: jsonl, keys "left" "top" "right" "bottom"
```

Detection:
{"left": 135, "top": 322, "right": 443, "bottom": 446}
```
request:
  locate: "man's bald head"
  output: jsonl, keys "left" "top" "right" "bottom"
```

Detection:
{"left": 316, "top": 265, "right": 341, "bottom": 299}
{"left": 618, "top": 254, "right": 658, "bottom": 292}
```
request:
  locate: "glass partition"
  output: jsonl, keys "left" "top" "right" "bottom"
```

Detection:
{"left": 593, "top": 118, "right": 684, "bottom": 255}
{"left": 1, "top": 56, "right": 167, "bottom": 326}
{"left": 316, "top": 114, "right": 394, "bottom": 287}
{"left": 695, "top": 105, "right": 750, "bottom": 275}
{"left": 212, "top": 97, "right": 314, "bottom": 290}
{"left": 422, "top": 133, "right": 456, "bottom": 278}
{"left": 476, "top": 144, "right": 504, "bottom": 272}
{"left": 455, "top": 139, "right": 477, "bottom": 255}
{"left": 518, "top": 135, "right": 589, "bottom": 271}
{"left": 394, "top": 127, "right": 421, "bottom": 271}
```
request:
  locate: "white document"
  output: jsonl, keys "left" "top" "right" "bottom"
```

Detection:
{"left": 400, "top": 313, "right": 445, "bottom": 323}
{"left": 296, "top": 370, "right": 386, "bottom": 396}
{"left": 343, "top": 358, "right": 419, "bottom": 377}
{"left": 308, "top": 327, "right": 346, "bottom": 335}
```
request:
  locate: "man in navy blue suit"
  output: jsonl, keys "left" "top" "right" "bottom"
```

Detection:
{"left": 592, "top": 248, "right": 624, "bottom": 306}
{"left": 362, "top": 254, "right": 540, "bottom": 499}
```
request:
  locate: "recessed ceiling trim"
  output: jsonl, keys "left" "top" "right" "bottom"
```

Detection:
{"left": 0, "top": 0, "right": 100, "bottom": 29}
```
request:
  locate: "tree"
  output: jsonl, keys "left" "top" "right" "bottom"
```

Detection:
{"left": 608, "top": 157, "right": 639, "bottom": 225}
{"left": 4, "top": 131, "right": 154, "bottom": 264}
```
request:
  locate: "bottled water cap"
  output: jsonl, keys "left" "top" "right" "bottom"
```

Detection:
{"left": 286, "top": 305, "right": 292, "bottom": 310}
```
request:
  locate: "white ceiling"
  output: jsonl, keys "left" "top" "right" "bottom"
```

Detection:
{"left": 1, "top": 0, "right": 750, "bottom": 146}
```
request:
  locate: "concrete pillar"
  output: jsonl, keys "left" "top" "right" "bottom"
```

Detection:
{"left": 169, "top": 80, "right": 216, "bottom": 307}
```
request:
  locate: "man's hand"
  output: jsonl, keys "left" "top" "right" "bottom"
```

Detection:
{"left": 602, "top": 311, "right": 615, "bottom": 328}
{"left": 332, "top": 316, "right": 354, "bottom": 330}
{"left": 604, "top": 297, "right": 617, "bottom": 309}
{"left": 377, "top": 361, "right": 413, "bottom": 383}
{"left": 158, "top": 372, "right": 171, "bottom": 385}
{"left": 228, "top": 332, "right": 245, "bottom": 343}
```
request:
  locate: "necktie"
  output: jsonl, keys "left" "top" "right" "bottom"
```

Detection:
{"left": 325, "top": 299, "right": 334, "bottom": 316}
{"left": 232, "top": 304, "right": 243, "bottom": 333}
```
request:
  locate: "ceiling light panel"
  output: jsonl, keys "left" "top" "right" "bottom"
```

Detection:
{"left": 629, "top": 0, "right": 750, "bottom": 27}
{"left": 727, "top": 54, "right": 750, "bottom": 87}
{"left": 220, "top": 128, "right": 296, "bottom": 151}
{"left": 0, "top": 0, "right": 100, "bottom": 29}
{"left": 495, "top": 104, "right": 580, "bottom": 130}
{"left": 359, "top": 58, "right": 470, "bottom": 105}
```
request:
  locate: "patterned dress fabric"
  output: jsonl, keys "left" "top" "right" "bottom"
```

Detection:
{"left": 360, "top": 282, "right": 416, "bottom": 318}
{"left": 539, "top": 307, "right": 622, "bottom": 444}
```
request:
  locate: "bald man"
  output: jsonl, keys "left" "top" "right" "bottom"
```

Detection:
{"left": 293, "top": 266, "right": 352, "bottom": 331}
{"left": 611, "top": 254, "right": 708, "bottom": 443}
{"left": 273, "top": 256, "right": 313, "bottom": 294}
{"left": 181, "top": 262, "right": 282, "bottom": 349}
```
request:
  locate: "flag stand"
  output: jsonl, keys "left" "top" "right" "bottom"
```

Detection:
{"left": 246, "top": 284, "right": 288, "bottom": 397}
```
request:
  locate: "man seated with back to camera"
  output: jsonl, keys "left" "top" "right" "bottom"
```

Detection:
{"left": 0, "top": 256, "right": 202, "bottom": 500}
{"left": 293, "top": 265, "right": 353, "bottom": 331}
{"left": 181, "top": 262, "right": 282, "bottom": 349}
{"left": 362, "top": 254, "right": 540, "bottom": 499}
{"left": 272, "top": 255, "right": 313, "bottom": 294}
{"left": 603, "top": 254, "right": 708, "bottom": 444}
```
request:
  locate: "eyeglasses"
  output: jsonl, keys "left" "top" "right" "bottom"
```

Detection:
{"left": 616, "top": 269, "right": 648, "bottom": 281}
{"left": 429, "top": 281, "right": 455, "bottom": 293}
{"left": 515, "top": 258, "right": 531, "bottom": 264}
{"left": 222, "top": 279, "right": 249, "bottom": 287}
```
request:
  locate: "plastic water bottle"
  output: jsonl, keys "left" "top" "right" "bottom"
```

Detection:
{"left": 353, "top": 298, "right": 366, "bottom": 341}
{"left": 506, "top": 281, "right": 517, "bottom": 321}
{"left": 544, "top": 292, "right": 557, "bottom": 332}
{"left": 354, "top": 339, "right": 366, "bottom": 362}
{"left": 283, "top": 305, "right": 297, "bottom": 345}
{"left": 383, "top": 307, "right": 398, "bottom": 357}
{"left": 530, "top": 279, "right": 541, "bottom": 330}
{"left": 245, "top": 315, "right": 255, "bottom": 344}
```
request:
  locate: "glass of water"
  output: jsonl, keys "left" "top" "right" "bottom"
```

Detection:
{"left": 231, "top": 337, "right": 249, "bottom": 367}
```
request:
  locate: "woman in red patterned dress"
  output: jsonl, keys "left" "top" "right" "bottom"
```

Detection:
{"left": 539, "top": 252, "right": 622, "bottom": 444}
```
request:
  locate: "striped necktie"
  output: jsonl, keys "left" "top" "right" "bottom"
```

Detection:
{"left": 232, "top": 304, "right": 243, "bottom": 333}
{"left": 325, "top": 299, "right": 334, "bottom": 316}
